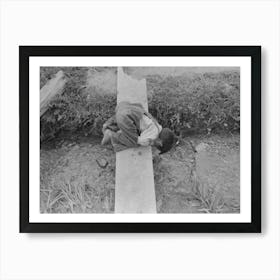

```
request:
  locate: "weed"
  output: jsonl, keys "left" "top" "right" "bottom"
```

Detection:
{"left": 147, "top": 71, "right": 240, "bottom": 135}
{"left": 191, "top": 180, "right": 225, "bottom": 213}
{"left": 41, "top": 181, "right": 114, "bottom": 213}
{"left": 40, "top": 68, "right": 240, "bottom": 143}
{"left": 40, "top": 67, "right": 117, "bottom": 141}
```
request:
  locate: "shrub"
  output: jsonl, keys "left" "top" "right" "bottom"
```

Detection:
{"left": 40, "top": 68, "right": 240, "bottom": 143}
{"left": 147, "top": 71, "right": 240, "bottom": 135}
{"left": 40, "top": 67, "right": 117, "bottom": 141}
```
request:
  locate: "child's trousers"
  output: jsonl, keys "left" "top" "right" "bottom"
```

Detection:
{"left": 103, "top": 102, "right": 145, "bottom": 152}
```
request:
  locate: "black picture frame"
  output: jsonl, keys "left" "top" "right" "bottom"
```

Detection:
{"left": 20, "top": 46, "right": 261, "bottom": 233}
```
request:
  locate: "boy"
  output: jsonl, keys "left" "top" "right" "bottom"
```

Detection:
{"left": 101, "top": 101, "right": 175, "bottom": 154}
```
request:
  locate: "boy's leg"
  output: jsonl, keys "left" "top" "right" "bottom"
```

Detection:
{"left": 101, "top": 107, "right": 140, "bottom": 152}
{"left": 101, "top": 129, "right": 137, "bottom": 152}
{"left": 110, "top": 110, "right": 140, "bottom": 152}
{"left": 110, "top": 131, "right": 129, "bottom": 152}
{"left": 101, "top": 115, "right": 119, "bottom": 146}
{"left": 101, "top": 127, "right": 137, "bottom": 152}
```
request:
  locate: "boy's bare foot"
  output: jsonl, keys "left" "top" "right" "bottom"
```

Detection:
{"left": 101, "top": 129, "right": 112, "bottom": 145}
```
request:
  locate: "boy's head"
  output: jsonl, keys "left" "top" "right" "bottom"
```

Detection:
{"left": 155, "top": 128, "right": 175, "bottom": 154}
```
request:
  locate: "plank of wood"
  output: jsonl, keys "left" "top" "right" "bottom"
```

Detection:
{"left": 115, "top": 67, "right": 156, "bottom": 213}
{"left": 40, "top": 70, "right": 67, "bottom": 116}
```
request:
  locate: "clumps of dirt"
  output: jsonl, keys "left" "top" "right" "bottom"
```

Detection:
{"left": 40, "top": 135, "right": 240, "bottom": 214}
{"left": 40, "top": 141, "right": 115, "bottom": 213}
{"left": 193, "top": 137, "right": 240, "bottom": 213}
{"left": 153, "top": 134, "right": 240, "bottom": 213}
{"left": 153, "top": 139, "right": 198, "bottom": 213}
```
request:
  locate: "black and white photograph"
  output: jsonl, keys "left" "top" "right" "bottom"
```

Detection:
{"left": 20, "top": 46, "right": 261, "bottom": 232}
{"left": 40, "top": 66, "right": 240, "bottom": 214}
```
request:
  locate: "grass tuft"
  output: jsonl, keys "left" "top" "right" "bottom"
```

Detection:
{"left": 40, "top": 181, "right": 115, "bottom": 213}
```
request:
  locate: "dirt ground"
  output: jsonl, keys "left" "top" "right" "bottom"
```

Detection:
{"left": 40, "top": 136, "right": 115, "bottom": 213}
{"left": 40, "top": 134, "right": 240, "bottom": 213}
{"left": 40, "top": 67, "right": 240, "bottom": 214}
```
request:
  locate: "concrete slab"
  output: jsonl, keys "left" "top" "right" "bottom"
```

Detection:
{"left": 115, "top": 67, "right": 156, "bottom": 213}
{"left": 117, "top": 67, "right": 148, "bottom": 110}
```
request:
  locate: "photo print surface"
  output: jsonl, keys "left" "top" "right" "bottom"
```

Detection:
{"left": 40, "top": 66, "right": 240, "bottom": 215}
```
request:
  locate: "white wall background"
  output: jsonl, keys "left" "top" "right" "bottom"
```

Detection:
{"left": 0, "top": 0, "right": 279, "bottom": 279}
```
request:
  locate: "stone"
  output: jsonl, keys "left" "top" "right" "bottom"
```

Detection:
{"left": 96, "top": 157, "right": 108, "bottom": 168}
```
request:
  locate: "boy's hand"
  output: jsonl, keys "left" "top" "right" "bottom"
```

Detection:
{"left": 153, "top": 138, "right": 163, "bottom": 148}
{"left": 137, "top": 138, "right": 153, "bottom": 146}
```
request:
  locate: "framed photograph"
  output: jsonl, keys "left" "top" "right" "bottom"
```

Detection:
{"left": 20, "top": 46, "right": 261, "bottom": 233}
